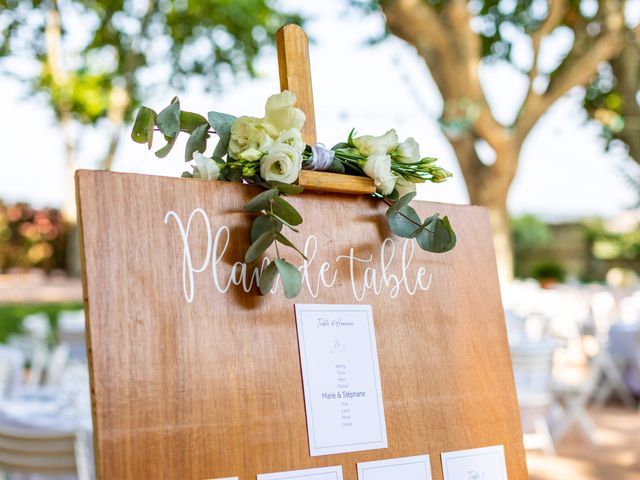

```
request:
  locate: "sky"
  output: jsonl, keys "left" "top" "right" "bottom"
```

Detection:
{"left": 0, "top": 0, "right": 638, "bottom": 221}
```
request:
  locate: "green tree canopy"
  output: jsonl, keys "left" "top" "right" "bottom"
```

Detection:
{"left": 0, "top": 0, "right": 303, "bottom": 170}
{"left": 353, "top": 0, "right": 638, "bottom": 278}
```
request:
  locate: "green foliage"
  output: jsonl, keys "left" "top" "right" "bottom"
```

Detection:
{"left": 512, "top": 214, "right": 552, "bottom": 250}
{"left": 130, "top": 106, "right": 157, "bottom": 148}
{"left": 0, "top": 0, "right": 304, "bottom": 125}
{"left": 156, "top": 97, "right": 181, "bottom": 137}
{"left": 208, "top": 111, "right": 238, "bottom": 158}
{"left": 585, "top": 219, "right": 640, "bottom": 260}
{"left": 531, "top": 260, "right": 566, "bottom": 282}
{"left": 385, "top": 193, "right": 456, "bottom": 253}
{"left": 0, "top": 303, "right": 83, "bottom": 344}
{"left": 243, "top": 188, "right": 306, "bottom": 298}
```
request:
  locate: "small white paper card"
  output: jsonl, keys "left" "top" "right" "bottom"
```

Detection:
{"left": 441, "top": 445, "right": 508, "bottom": 480}
{"left": 295, "top": 304, "right": 387, "bottom": 456}
{"left": 357, "top": 455, "right": 432, "bottom": 480}
{"left": 257, "top": 465, "right": 344, "bottom": 480}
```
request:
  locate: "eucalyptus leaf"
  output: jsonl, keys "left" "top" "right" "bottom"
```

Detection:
{"left": 274, "top": 259, "right": 302, "bottom": 299}
{"left": 327, "top": 157, "right": 345, "bottom": 174}
{"left": 179, "top": 111, "right": 208, "bottom": 133}
{"left": 416, "top": 215, "right": 456, "bottom": 253}
{"left": 275, "top": 232, "right": 307, "bottom": 260}
{"left": 331, "top": 142, "right": 349, "bottom": 150}
{"left": 156, "top": 97, "right": 180, "bottom": 137}
{"left": 208, "top": 111, "right": 237, "bottom": 158}
{"left": 245, "top": 231, "right": 275, "bottom": 263}
{"left": 267, "top": 211, "right": 299, "bottom": 232}
{"left": 155, "top": 134, "right": 178, "bottom": 158}
{"left": 185, "top": 123, "right": 210, "bottom": 161}
{"left": 268, "top": 181, "right": 304, "bottom": 195}
{"left": 387, "top": 204, "right": 421, "bottom": 238}
{"left": 386, "top": 192, "right": 416, "bottom": 217}
{"left": 244, "top": 188, "right": 278, "bottom": 212}
{"left": 251, "top": 215, "right": 282, "bottom": 243}
{"left": 130, "top": 106, "right": 157, "bottom": 148}
{"left": 259, "top": 261, "right": 279, "bottom": 295}
{"left": 271, "top": 196, "right": 302, "bottom": 226}
{"left": 181, "top": 171, "right": 194, "bottom": 178}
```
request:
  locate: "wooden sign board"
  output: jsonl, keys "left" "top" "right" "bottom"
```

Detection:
{"left": 76, "top": 169, "right": 527, "bottom": 479}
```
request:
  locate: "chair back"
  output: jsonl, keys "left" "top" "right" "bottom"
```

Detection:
{"left": 0, "top": 346, "right": 24, "bottom": 399}
{"left": 511, "top": 342, "right": 555, "bottom": 404}
{"left": 57, "top": 310, "right": 87, "bottom": 361}
{"left": 0, "top": 424, "right": 80, "bottom": 477}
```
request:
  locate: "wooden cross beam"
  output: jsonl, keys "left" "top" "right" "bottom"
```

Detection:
{"left": 276, "top": 25, "right": 376, "bottom": 195}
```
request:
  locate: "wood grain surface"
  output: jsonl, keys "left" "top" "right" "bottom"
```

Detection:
{"left": 276, "top": 25, "right": 317, "bottom": 145}
{"left": 297, "top": 171, "right": 376, "bottom": 195}
{"left": 76, "top": 169, "right": 527, "bottom": 480}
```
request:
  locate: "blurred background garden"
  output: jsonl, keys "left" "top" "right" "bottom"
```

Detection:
{"left": 1, "top": 0, "right": 640, "bottom": 478}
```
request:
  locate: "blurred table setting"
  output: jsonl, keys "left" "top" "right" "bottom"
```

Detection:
{"left": 0, "top": 310, "right": 93, "bottom": 480}
{"left": 503, "top": 280, "right": 640, "bottom": 456}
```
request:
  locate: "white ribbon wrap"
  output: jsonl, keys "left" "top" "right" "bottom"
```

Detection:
{"left": 305, "top": 143, "right": 335, "bottom": 171}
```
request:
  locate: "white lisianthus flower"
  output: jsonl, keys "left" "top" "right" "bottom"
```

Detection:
{"left": 260, "top": 143, "right": 303, "bottom": 184}
{"left": 263, "top": 90, "right": 306, "bottom": 132}
{"left": 393, "top": 137, "right": 420, "bottom": 164}
{"left": 237, "top": 148, "right": 263, "bottom": 162}
{"left": 395, "top": 176, "right": 417, "bottom": 197}
{"left": 229, "top": 116, "right": 259, "bottom": 158}
{"left": 193, "top": 153, "right": 221, "bottom": 180}
{"left": 277, "top": 128, "right": 305, "bottom": 154}
{"left": 353, "top": 129, "right": 399, "bottom": 156}
{"left": 363, "top": 153, "right": 396, "bottom": 195}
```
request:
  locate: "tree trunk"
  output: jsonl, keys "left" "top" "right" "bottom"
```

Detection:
{"left": 450, "top": 136, "right": 520, "bottom": 283}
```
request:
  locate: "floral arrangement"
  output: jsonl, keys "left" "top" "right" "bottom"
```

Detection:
{"left": 131, "top": 91, "right": 456, "bottom": 298}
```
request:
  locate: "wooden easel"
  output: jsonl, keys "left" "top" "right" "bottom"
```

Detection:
{"left": 276, "top": 25, "right": 376, "bottom": 195}
{"left": 76, "top": 24, "right": 527, "bottom": 480}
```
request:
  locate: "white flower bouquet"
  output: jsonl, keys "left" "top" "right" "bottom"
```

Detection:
{"left": 132, "top": 91, "right": 456, "bottom": 298}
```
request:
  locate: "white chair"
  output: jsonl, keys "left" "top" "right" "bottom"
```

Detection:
{"left": 511, "top": 341, "right": 556, "bottom": 454}
{"left": 44, "top": 345, "right": 71, "bottom": 388}
{"left": 0, "top": 424, "right": 91, "bottom": 480}
{"left": 0, "top": 346, "right": 25, "bottom": 399}
{"left": 56, "top": 311, "right": 86, "bottom": 362}
{"left": 588, "top": 292, "right": 636, "bottom": 407}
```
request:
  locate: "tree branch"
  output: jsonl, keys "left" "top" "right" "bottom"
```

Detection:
{"left": 380, "top": 0, "right": 455, "bottom": 96}
{"left": 515, "top": 2, "right": 626, "bottom": 141}
{"left": 529, "top": 0, "right": 568, "bottom": 84}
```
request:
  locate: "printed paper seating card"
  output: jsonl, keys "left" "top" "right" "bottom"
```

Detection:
{"left": 295, "top": 304, "right": 387, "bottom": 456}
{"left": 441, "top": 445, "right": 508, "bottom": 480}
{"left": 357, "top": 455, "right": 432, "bottom": 480}
{"left": 257, "top": 465, "right": 344, "bottom": 480}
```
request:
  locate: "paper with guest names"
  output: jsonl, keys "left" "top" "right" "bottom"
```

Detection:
{"left": 295, "top": 304, "right": 387, "bottom": 456}
{"left": 357, "top": 455, "right": 432, "bottom": 480}
{"left": 441, "top": 445, "right": 508, "bottom": 480}
{"left": 257, "top": 465, "right": 343, "bottom": 480}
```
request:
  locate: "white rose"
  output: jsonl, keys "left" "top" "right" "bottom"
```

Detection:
{"left": 353, "top": 129, "right": 399, "bottom": 156}
{"left": 260, "top": 143, "right": 303, "bottom": 184}
{"left": 229, "top": 116, "right": 259, "bottom": 158}
{"left": 193, "top": 153, "right": 221, "bottom": 180}
{"left": 395, "top": 176, "right": 417, "bottom": 197}
{"left": 363, "top": 153, "right": 396, "bottom": 195}
{"left": 277, "top": 128, "right": 305, "bottom": 153}
{"left": 264, "top": 90, "right": 306, "bottom": 132}
{"left": 393, "top": 137, "right": 420, "bottom": 164}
